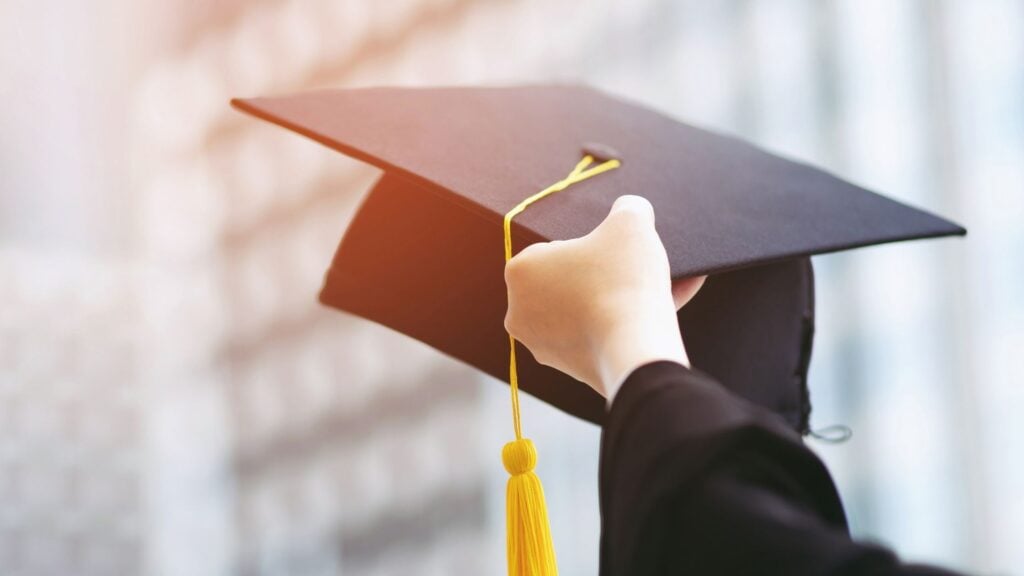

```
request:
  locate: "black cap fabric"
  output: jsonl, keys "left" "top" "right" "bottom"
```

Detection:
{"left": 231, "top": 85, "right": 965, "bottom": 428}
{"left": 680, "top": 258, "right": 816, "bottom": 433}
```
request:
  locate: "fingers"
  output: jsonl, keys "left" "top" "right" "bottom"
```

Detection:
{"left": 671, "top": 275, "right": 707, "bottom": 310}
{"left": 503, "top": 194, "right": 662, "bottom": 297}
{"left": 609, "top": 194, "right": 655, "bottom": 225}
{"left": 586, "top": 194, "right": 656, "bottom": 243}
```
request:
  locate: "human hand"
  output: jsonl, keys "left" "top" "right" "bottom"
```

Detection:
{"left": 503, "top": 195, "right": 706, "bottom": 404}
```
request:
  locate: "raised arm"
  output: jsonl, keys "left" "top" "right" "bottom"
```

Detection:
{"left": 503, "top": 195, "right": 966, "bottom": 576}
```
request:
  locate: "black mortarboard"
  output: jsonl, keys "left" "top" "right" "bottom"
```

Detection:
{"left": 230, "top": 85, "right": 965, "bottom": 434}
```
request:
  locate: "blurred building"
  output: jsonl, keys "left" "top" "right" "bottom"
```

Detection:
{"left": 1, "top": 1, "right": 1022, "bottom": 575}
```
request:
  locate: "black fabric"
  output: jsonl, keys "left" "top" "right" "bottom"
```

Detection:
{"left": 230, "top": 85, "right": 965, "bottom": 429}
{"left": 679, "top": 257, "right": 815, "bottom": 433}
{"left": 232, "top": 86, "right": 964, "bottom": 279}
{"left": 599, "top": 360, "right": 967, "bottom": 576}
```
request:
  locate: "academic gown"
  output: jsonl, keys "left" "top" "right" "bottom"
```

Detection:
{"left": 598, "top": 360, "right": 966, "bottom": 576}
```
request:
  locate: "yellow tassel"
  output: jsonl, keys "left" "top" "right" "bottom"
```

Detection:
{"left": 500, "top": 155, "right": 620, "bottom": 576}
{"left": 503, "top": 439, "right": 557, "bottom": 576}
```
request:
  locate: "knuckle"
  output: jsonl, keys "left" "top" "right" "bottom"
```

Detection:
{"left": 529, "top": 347, "right": 549, "bottom": 365}
{"left": 503, "top": 309, "right": 527, "bottom": 342}
{"left": 504, "top": 257, "right": 523, "bottom": 283}
{"left": 505, "top": 242, "right": 552, "bottom": 282}
{"left": 615, "top": 195, "right": 655, "bottom": 222}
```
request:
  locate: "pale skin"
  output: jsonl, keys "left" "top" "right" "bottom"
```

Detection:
{"left": 504, "top": 195, "right": 706, "bottom": 406}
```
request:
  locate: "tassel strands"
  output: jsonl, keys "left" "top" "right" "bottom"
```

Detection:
{"left": 503, "top": 439, "right": 556, "bottom": 576}
{"left": 501, "top": 155, "right": 621, "bottom": 576}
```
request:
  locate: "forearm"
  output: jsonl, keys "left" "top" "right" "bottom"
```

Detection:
{"left": 669, "top": 457, "right": 966, "bottom": 576}
{"left": 599, "top": 362, "right": 964, "bottom": 576}
{"left": 600, "top": 361, "right": 795, "bottom": 574}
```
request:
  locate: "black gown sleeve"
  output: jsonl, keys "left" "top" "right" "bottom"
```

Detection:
{"left": 598, "top": 360, "right": 966, "bottom": 576}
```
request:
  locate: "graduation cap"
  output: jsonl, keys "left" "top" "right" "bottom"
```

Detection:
{"left": 231, "top": 85, "right": 965, "bottom": 575}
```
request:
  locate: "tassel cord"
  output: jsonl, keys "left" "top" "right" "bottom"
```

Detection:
{"left": 500, "top": 155, "right": 620, "bottom": 576}
{"left": 502, "top": 155, "right": 621, "bottom": 439}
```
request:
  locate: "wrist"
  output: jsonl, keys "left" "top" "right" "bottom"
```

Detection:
{"left": 593, "top": 303, "right": 688, "bottom": 405}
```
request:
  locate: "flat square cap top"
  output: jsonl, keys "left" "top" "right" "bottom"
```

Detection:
{"left": 232, "top": 85, "right": 965, "bottom": 278}
{"left": 231, "top": 84, "right": 967, "bottom": 427}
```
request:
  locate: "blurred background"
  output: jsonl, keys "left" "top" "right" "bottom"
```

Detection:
{"left": 1, "top": 0, "right": 1022, "bottom": 575}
